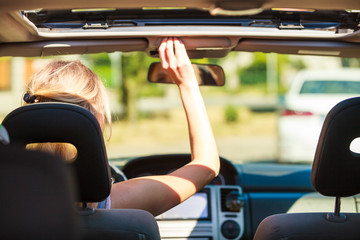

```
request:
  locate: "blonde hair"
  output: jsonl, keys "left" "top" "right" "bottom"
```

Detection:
{"left": 25, "top": 60, "right": 111, "bottom": 160}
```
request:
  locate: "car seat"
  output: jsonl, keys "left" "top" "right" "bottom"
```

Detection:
{"left": 2, "top": 103, "right": 161, "bottom": 240}
{"left": 253, "top": 97, "right": 360, "bottom": 240}
{"left": 0, "top": 144, "right": 79, "bottom": 239}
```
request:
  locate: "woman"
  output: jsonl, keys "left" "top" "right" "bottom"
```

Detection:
{"left": 24, "top": 37, "right": 220, "bottom": 216}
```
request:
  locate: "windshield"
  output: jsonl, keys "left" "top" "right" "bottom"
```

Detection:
{"left": 300, "top": 80, "right": 360, "bottom": 94}
{"left": 1, "top": 53, "right": 359, "bottom": 165}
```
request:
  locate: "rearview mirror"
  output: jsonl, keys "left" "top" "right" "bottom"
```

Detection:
{"left": 148, "top": 62, "right": 225, "bottom": 86}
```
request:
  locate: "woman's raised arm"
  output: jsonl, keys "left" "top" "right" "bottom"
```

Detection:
{"left": 110, "top": 38, "right": 220, "bottom": 216}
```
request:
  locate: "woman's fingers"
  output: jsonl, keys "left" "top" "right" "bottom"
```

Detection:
{"left": 159, "top": 38, "right": 169, "bottom": 69}
{"left": 159, "top": 37, "right": 196, "bottom": 86}
{"left": 160, "top": 37, "right": 189, "bottom": 69}
{"left": 165, "top": 38, "right": 177, "bottom": 70}
{"left": 173, "top": 38, "right": 189, "bottom": 64}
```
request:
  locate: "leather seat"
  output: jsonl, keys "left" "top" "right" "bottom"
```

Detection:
{"left": 2, "top": 103, "right": 161, "bottom": 240}
{"left": 253, "top": 97, "right": 360, "bottom": 240}
{"left": 0, "top": 144, "right": 79, "bottom": 239}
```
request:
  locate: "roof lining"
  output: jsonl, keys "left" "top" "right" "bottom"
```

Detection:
{"left": 1, "top": 0, "right": 359, "bottom": 12}
{"left": 0, "top": 37, "right": 359, "bottom": 58}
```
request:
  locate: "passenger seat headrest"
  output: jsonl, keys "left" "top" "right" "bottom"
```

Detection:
{"left": 2, "top": 103, "right": 111, "bottom": 202}
{"left": 312, "top": 97, "right": 360, "bottom": 197}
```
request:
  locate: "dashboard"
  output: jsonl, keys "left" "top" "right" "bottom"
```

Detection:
{"left": 119, "top": 154, "right": 359, "bottom": 240}
{"left": 122, "top": 154, "right": 244, "bottom": 239}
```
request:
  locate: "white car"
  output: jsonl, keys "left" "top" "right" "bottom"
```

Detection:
{"left": 278, "top": 69, "right": 360, "bottom": 163}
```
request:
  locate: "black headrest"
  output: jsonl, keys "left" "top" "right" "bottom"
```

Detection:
{"left": 2, "top": 103, "right": 111, "bottom": 202}
{"left": 0, "top": 145, "right": 79, "bottom": 239}
{"left": 312, "top": 97, "right": 360, "bottom": 197}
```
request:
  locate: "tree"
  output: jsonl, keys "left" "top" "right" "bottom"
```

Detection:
{"left": 121, "top": 52, "right": 154, "bottom": 122}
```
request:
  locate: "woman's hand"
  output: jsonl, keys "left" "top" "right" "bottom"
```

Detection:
{"left": 158, "top": 37, "right": 220, "bottom": 192}
{"left": 110, "top": 37, "right": 219, "bottom": 216}
{"left": 158, "top": 37, "right": 197, "bottom": 88}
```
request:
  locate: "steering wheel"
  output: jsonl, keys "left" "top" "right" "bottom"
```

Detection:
{"left": 109, "top": 162, "right": 127, "bottom": 183}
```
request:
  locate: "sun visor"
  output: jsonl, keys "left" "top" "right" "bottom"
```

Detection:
{"left": 0, "top": 39, "right": 148, "bottom": 57}
{"left": 234, "top": 39, "right": 360, "bottom": 58}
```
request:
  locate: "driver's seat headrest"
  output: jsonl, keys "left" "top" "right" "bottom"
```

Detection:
{"left": 2, "top": 103, "right": 111, "bottom": 203}
{"left": 312, "top": 97, "right": 360, "bottom": 197}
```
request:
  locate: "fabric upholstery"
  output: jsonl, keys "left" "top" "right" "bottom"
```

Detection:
{"left": 253, "top": 213, "right": 360, "bottom": 240}
{"left": 79, "top": 209, "right": 161, "bottom": 240}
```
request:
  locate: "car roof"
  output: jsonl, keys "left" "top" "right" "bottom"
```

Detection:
{"left": 296, "top": 69, "right": 360, "bottom": 81}
{"left": 0, "top": 0, "right": 359, "bottom": 58}
{"left": 1, "top": 0, "right": 358, "bottom": 12}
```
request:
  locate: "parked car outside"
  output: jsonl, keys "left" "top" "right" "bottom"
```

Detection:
{"left": 278, "top": 68, "right": 360, "bottom": 163}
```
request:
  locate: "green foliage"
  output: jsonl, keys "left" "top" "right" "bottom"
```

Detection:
{"left": 279, "top": 54, "right": 306, "bottom": 70}
{"left": 83, "top": 53, "right": 113, "bottom": 87}
{"left": 121, "top": 52, "right": 152, "bottom": 82}
{"left": 233, "top": 53, "right": 306, "bottom": 95}
{"left": 239, "top": 52, "right": 267, "bottom": 85}
{"left": 81, "top": 51, "right": 309, "bottom": 121}
{"left": 191, "top": 58, "right": 210, "bottom": 64}
{"left": 83, "top": 52, "right": 166, "bottom": 96}
{"left": 224, "top": 105, "right": 238, "bottom": 123}
{"left": 94, "top": 65, "right": 112, "bottom": 87}
{"left": 138, "top": 83, "right": 166, "bottom": 97}
{"left": 341, "top": 58, "right": 360, "bottom": 68}
{"left": 121, "top": 52, "right": 165, "bottom": 97}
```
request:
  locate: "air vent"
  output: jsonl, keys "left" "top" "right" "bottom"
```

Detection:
{"left": 220, "top": 188, "right": 239, "bottom": 212}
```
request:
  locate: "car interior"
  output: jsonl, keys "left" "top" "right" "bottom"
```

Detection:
{"left": 254, "top": 96, "right": 360, "bottom": 240}
{"left": 2, "top": 102, "right": 161, "bottom": 240}
{"left": 0, "top": 0, "right": 360, "bottom": 239}
{"left": 0, "top": 144, "right": 79, "bottom": 239}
